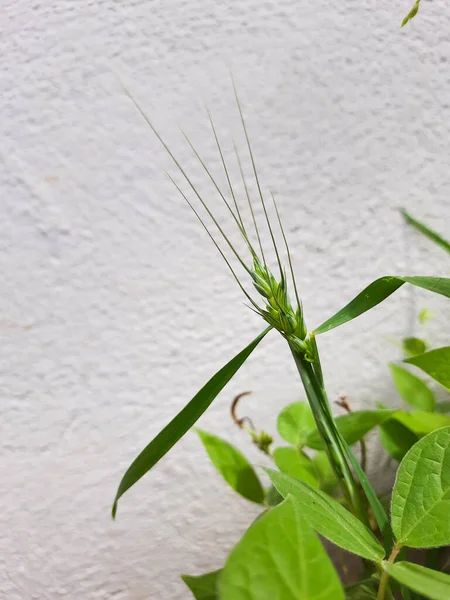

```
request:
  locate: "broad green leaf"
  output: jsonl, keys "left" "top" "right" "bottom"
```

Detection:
{"left": 391, "top": 427, "right": 450, "bottom": 547}
{"left": 196, "top": 429, "right": 264, "bottom": 504}
{"left": 379, "top": 419, "right": 419, "bottom": 462}
{"left": 312, "top": 451, "right": 338, "bottom": 493}
{"left": 402, "top": 209, "right": 450, "bottom": 255}
{"left": 182, "top": 570, "right": 220, "bottom": 600}
{"left": 305, "top": 410, "right": 393, "bottom": 450}
{"left": 265, "top": 484, "right": 283, "bottom": 506}
{"left": 277, "top": 402, "right": 316, "bottom": 445}
{"left": 112, "top": 327, "right": 271, "bottom": 517}
{"left": 390, "top": 364, "right": 435, "bottom": 411}
{"left": 393, "top": 411, "right": 450, "bottom": 437}
{"left": 313, "top": 277, "right": 450, "bottom": 336}
{"left": 383, "top": 561, "right": 450, "bottom": 600}
{"left": 403, "top": 336, "right": 427, "bottom": 358}
{"left": 266, "top": 469, "right": 385, "bottom": 562}
{"left": 220, "top": 496, "right": 345, "bottom": 600}
{"left": 405, "top": 347, "right": 450, "bottom": 391}
{"left": 273, "top": 447, "right": 318, "bottom": 488}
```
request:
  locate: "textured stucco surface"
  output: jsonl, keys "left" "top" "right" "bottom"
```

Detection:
{"left": 2, "top": 1, "right": 450, "bottom": 598}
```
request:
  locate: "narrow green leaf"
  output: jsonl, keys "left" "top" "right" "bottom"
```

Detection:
{"left": 394, "top": 411, "right": 450, "bottom": 436}
{"left": 277, "top": 401, "right": 316, "bottom": 445}
{"left": 402, "top": 209, "right": 450, "bottom": 255}
{"left": 380, "top": 419, "right": 419, "bottom": 462}
{"left": 391, "top": 426, "right": 450, "bottom": 548}
{"left": 305, "top": 410, "right": 394, "bottom": 450}
{"left": 182, "top": 570, "right": 221, "bottom": 600}
{"left": 401, "top": 0, "right": 421, "bottom": 27}
{"left": 390, "top": 364, "right": 435, "bottom": 411}
{"left": 220, "top": 496, "right": 345, "bottom": 600}
{"left": 313, "top": 277, "right": 450, "bottom": 336}
{"left": 405, "top": 347, "right": 450, "bottom": 391}
{"left": 112, "top": 327, "right": 271, "bottom": 517}
{"left": 196, "top": 429, "right": 264, "bottom": 504}
{"left": 273, "top": 447, "right": 318, "bottom": 488}
{"left": 403, "top": 336, "right": 427, "bottom": 358}
{"left": 266, "top": 469, "right": 385, "bottom": 562}
{"left": 383, "top": 561, "right": 450, "bottom": 600}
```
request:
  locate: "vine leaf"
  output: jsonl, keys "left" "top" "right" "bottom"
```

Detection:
{"left": 196, "top": 429, "right": 265, "bottom": 504}
{"left": 391, "top": 427, "right": 450, "bottom": 548}
{"left": 219, "top": 496, "right": 345, "bottom": 600}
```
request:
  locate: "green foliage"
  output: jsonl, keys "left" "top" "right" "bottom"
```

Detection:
{"left": 402, "top": 209, "right": 450, "bottom": 255}
{"left": 196, "top": 429, "right": 265, "bottom": 504}
{"left": 390, "top": 363, "right": 435, "bottom": 411}
{"left": 266, "top": 469, "right": 385, "bottom": 562}
{"left": 391, "top": 427, "right": 450, "bottom": 548}
{"left": 314, "top": 277, "right": 450, "bottom": 335}
{"left": 383, "top": 562, "right": 450, "bottom": 600}
{"left": 277, "top": 401, "right": 316, "bottom": 445}
{"left": 401, "top": 0, "right": 421, "bottom": 27}
{"left": 312, "top": 451, "right": 338, "bottom": 493}
{"left": 402, "top": 336, "right": 427, "bottom": 357}
{"left": 112, "top": 327, "right": 270, "bottom": 516}
{"left": 345, "top": 577, "right": 387, "bottom": 600}
{"left": 379, "top": 419, "right": 419, "bottom": 462}
{"left": 393, "top": 411, "right": 450, "bottom": 436}
{"left": 182, "top": 570, "right": 220, "bottom": 600}
{"left": 405, "top": 347, "right": 450, "bottom": 390}
{"left": 219, "top": 497, "right": 345, "bottom": 600}
{"left": 305, "top": 410, "right": 393, "bottom": 450}
{"left": 273, "top": 447, "right": 318, "bottom": 488}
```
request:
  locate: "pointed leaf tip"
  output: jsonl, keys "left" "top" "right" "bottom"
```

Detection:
{"left": 111, "top": 327, "right": 270, "bottom": 516}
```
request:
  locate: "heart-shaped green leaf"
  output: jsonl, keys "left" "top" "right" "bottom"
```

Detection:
{"left": 273, "top": 447, "right": 318, "bottom": 488}
{"left": 379, "top": 419, "right": 419, "bottom": 462}
{"left": 266, "top": 469, "right": 385, "bottom": 562}
{"left": 391, "top": 426, "right": 450, "bottom": 548}
{"left": 277, "top": 402, "right": 316, "bottom": 445}
{"left": 220, "top": 496, "right": 345, "bottom": 600}
{"left": 345, "top": 577, "right": 379, "bottom": 600}
{"left": 305, "top": 410, "right": 393, "bottom": 450}
{"left": 182, "top": 570, "right": 221, "bottom": 599}
{"left": 196, "top": 429, "right": 264, "bottom": 504}
{"left": 112, "top": 327, "right": 270, "bottom": 517}
{"left": 313, "top": 277, "right": 450, "bottom": 335}
{"left": 405, "top": 347, "right": 450, "bottom": 391}
{"left": 390, "top": 364, "right": 435, "bottom": 411}
{"left": 383, "top": 561, "right": 450, "bottom": 600}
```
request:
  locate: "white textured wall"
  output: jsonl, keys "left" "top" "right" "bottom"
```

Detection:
{"left": 2, "top": 1, "right": 450, "bottom": 598}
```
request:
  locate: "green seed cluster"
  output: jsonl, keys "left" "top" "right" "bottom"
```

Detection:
{"left": 250, "top": 257, "right": 308, "bottom": 351}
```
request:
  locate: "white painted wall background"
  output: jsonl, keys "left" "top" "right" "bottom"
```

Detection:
{"left": 2, "top": 1, "right": 450, "bottom": 598}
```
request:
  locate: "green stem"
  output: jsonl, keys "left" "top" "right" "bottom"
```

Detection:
{"left": 377, "top": 545, "right": 400, "bottom": 600}
{"left": 290, "top": 347, "right": 367, "bottom": 523}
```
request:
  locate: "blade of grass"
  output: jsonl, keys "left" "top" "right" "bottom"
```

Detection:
{"left": 402, "top": 209, "right": 450, "bottom": 255}
{"left": 112, "top": 326, "right": 271, "bottom": 517}
{"left": 314, "top": 276, "right": 450, "bottom": 335}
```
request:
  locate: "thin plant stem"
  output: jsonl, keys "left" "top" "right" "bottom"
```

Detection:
{"left": 377, "top": 545, "right": 401, "bottom": 600}
{"left": 290, "top": 347, "right": 367, "bottom": 522}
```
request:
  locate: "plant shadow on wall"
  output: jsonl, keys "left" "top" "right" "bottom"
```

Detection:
{"left": 110, "top": 70, "right": 450, "bottom": 599}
